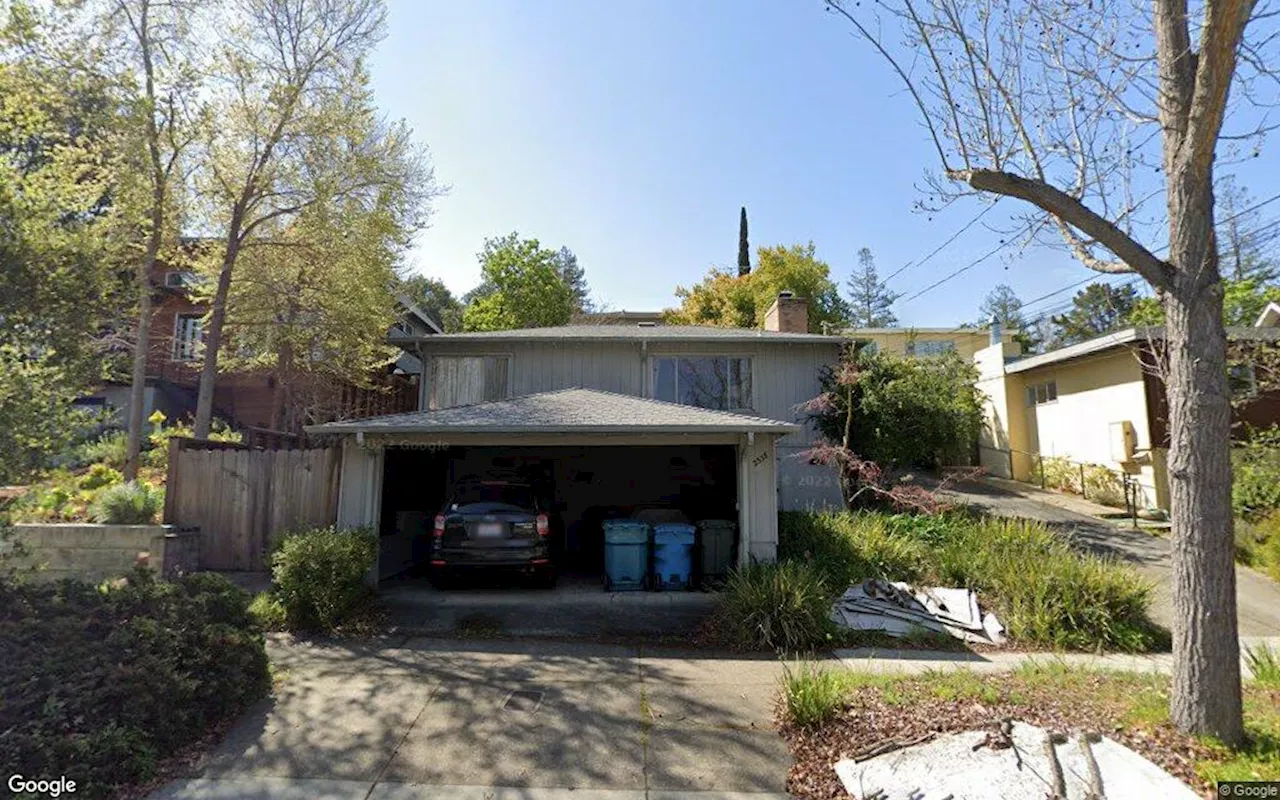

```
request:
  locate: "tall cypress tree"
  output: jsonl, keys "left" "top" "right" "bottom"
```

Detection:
{"left": 737, "top": 207, "right": 750, "bottom": 276}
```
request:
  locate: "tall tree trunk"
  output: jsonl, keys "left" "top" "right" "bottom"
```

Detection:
{"left": 193, "top": 233, "right": 240, "bottom": 439}
{"left": 123, "top": 241, "right": 158, "bottom": 480}
{"left": 1165, "top": 187, "right": 1244, "bottom": 744}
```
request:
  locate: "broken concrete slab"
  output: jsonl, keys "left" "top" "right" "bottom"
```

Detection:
{"left": 835, "top": 721, "right": 1199, "bottom": 799}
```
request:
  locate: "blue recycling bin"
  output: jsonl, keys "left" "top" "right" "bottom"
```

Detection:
{"left": 603, "top": 520, "right": 650, "bottom": 591}
{"left": 651, "top": 523, "right": 696, "bottom": 590}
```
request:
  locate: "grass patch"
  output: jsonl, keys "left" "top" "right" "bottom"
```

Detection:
{"left": 778, "top": 510, "right": 1165, "bottom": 652}
{"left": 779, "top": 659, "right": 898, "bottom": 727}
{"left": 1245, "top": 643, "right": 1280, "bottom": 687}
{"left": 1236, "top": 512, "right": 1280, "bottom": 582}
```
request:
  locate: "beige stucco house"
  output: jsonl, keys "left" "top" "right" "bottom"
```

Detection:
{"left": 977, "top": 317, "right": 1280, "bottom": 512}
{"left": 842, "top": 326, "right": 1017, "bottom": 360}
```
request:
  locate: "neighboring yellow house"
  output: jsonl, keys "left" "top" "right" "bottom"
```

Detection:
{"left": 977, "top": 317, "right": 1280, "bottom": 512}
{"left": 841, "top": 326, "right": 1018, "bottom": 360}
{"left": 976, "top": 329, "right": 1169, "bottom": 510}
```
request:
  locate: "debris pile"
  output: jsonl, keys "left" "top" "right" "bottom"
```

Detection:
{"left": 830, "top": 578, "right": 1007, "bottom": 646}
{"left": 834, "top": 721, "right": 1200, "bottom": 799}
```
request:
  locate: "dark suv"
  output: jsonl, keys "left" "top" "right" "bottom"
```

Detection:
{"left": 429, "top": 478, "right": 555, "bottom": 587}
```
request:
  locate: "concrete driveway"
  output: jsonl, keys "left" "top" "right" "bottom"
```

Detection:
{"left": 148, "top": 635, "right": 798, "bottom": 799}
{"left": 942, "top": 478, "right": 1280, "bottom": 638}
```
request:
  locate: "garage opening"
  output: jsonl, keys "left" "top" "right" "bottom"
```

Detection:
{"left": 376, "top": 444, "right": 739, "bottom": 584}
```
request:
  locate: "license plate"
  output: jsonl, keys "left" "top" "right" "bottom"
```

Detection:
{"left": 476, "top": 522, "right": 504, "bottom": 538}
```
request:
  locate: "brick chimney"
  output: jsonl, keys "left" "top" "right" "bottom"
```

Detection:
{"left": 764, "top": 291, "right": 809, "bottom": 333}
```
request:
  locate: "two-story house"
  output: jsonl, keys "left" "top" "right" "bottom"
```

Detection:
{"left": 308, "top": 292, "right": 849, "bottom": 581}
{"left": 89, "top": 259, "right": 438, "bottom": 435}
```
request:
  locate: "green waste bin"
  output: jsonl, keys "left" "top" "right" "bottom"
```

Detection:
{"left": 697, "top": 519, "right": 737, "bottom": 582}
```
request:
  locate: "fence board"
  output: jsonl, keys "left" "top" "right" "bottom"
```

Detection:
{"left": 165, "top": 439, "right": 340, "bottom": 570}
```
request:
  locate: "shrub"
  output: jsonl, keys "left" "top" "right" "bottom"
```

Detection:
{"left": 1233, "top": 426, "right": 1280, "bottom": 519}
{"left": 73, "top": 430, "right": 129, "bottom": 470}
{"left": 271, "top": 526, "right": 377, "bottom": 632}
{"left": 80, "top": 462, "right": 122, "bottom": 490}
{"left": 144, "top": 415, "right": 241, "bottom": 470}
{"left": 717, "top": 560, "right": 833, "bottom": 651}
{"left": 90, "top": 481, "right": 163, "bottom": 524}
{"left": 248, "top": 591, "right": 288, "bottom": 630}
{"left": 778, "top": 510, "right": 1163, "bottom": 652}
{"left": 0, "top": 568, "right": 269, "bottom": 797}
{"left": 812, "top": 350, "right": 984, "bottom": 471}
{"left": 780, "top": 660, "right": 854, "bottom": 727}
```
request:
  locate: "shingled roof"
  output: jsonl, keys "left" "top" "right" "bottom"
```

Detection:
{"left": 388, "top": 324, "right": 848, "bottom": 344}
{"left": 305, "top": 389, "right": 799, "bottom": 435}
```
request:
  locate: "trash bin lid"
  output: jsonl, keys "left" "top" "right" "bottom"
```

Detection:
{"left": 605, "top": 527, "right": 650, "bottom": 544}
{"left": 653, "top": 525, "right": 695, "bottom": 544}
{"left": 696, "top": 519, "right": 736, "bottom": 529}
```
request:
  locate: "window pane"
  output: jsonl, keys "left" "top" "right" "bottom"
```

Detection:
{"left": 653, "top": 358, "right": 676, "bottom": 402}
{"left": 1026, "top": 387, "right": 1037, "bottom": 407}
{"left": 678, "top": 357, "right": 729, "bottom": 410}
{"left": 730, "top": 357, "right": 752, "bottom": 408}
{"left": 484, "top": 356, "right": 509, "bottom": 401}
{"left": 1046, "top": 381, "right": 1057, "bottom": 402}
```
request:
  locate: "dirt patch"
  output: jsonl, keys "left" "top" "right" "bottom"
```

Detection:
{"left": 778, "top": 671, "right": 1270, "bottom": 799}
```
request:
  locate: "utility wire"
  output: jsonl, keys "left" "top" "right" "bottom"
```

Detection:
{"left": 885, "top": 202, "right": 999, "bottom": 284}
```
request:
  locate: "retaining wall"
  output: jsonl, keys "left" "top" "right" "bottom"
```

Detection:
{"left": 9, "top": 524, "right": 200, "bottom": 582}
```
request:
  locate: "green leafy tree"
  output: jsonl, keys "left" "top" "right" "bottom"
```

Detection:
{"left": 811, "top": 349, "right": 984, "bottom": 474}
{"left": 0, "top": 9, "right": 131, "bottom": 481}
{"left": 90, "top": 0, "right": 204, "bottom": 480}
{"left": 190, "top": 0, "right": 433, "bottom": 438}
{"left": 666, "top": 242, "right": 850, "bottom": 333}
{"left": 221, "top": 178, "right": 422, "bottom": 431}
{"left": 1048, "top": 283, "right": 1140, "bottom": 346}
{"left": 461, "top": 233, "right": 575, "bottom": 331}
{"left": 845, "top": 247, "right": 899, "bottom": 327}
{"left": 1129, "top": 278, "right": 1280, "bottom": 328}
{"left": 402, "top": 275, "right": 463, "bottom": 332}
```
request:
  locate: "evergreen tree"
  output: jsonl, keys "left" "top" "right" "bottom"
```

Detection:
{"left": 1048, "top": 282, "right": 1139, "bottom": 346}
{"left": 845, "top": 247, "right": 899, "bottom": 327}
{"left": 737, "top": 207, "right": 750, "bottom": 276}
{"left": 978, "top": 284, "right": 1040, "bottom": 352}
{"left": 554, "top": 246, "right": 592, "bottom": 313}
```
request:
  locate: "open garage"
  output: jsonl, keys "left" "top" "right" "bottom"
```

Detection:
{"left": 378, "top": 444, "right": 739, "bottom": 581}
{"left": 310, "top": 389, "right": 796, "bottom": 590}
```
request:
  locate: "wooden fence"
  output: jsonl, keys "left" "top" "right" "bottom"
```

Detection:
{"left": 164, "top": 438, "right": 341, "bottom": 571}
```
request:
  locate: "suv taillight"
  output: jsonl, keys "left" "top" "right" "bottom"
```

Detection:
{"left": 536, "top": 513, "right": 549, "bottom": 537}
{"left": 433, "top": 514, "right": 446, "bottom": 538}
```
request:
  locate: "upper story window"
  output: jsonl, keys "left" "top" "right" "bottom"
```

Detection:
{"left": 172, "top": 313, "right": 204, "bottom": 361}
{"left": 1026, "top": 380, "right": 1058, "bottom": 406}
{"left": 430, "top": 355, "right": 510, "bottom": 409}
{"left": 164, "top": 271, "right": 199, "bottom": 290}
{"left": 652, "top": 356, "right": 752, "bottom": 411}
{"left": 908, "top": 339, "right": 956, "bottom": 357}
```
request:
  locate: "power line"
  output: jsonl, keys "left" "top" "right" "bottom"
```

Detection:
{"left": 953, "top": 191, "right": 1280, "bottom": 316}
{"left": 885, "top": 202, "right": 999, "bottom": 284}
{"left": 898, "top": 232, "right": 1024, "bottom": 306}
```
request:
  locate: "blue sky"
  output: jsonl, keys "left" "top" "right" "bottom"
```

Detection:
{"left": 368, "top": 0, "right": 1280, "bottom": 327}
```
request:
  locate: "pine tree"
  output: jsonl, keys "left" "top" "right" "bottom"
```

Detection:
{"left": 846, "top": 247, "right": 899, "bottom": 327}
{"left": 737, "top": 207, "right": 750, "bottom": 277}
